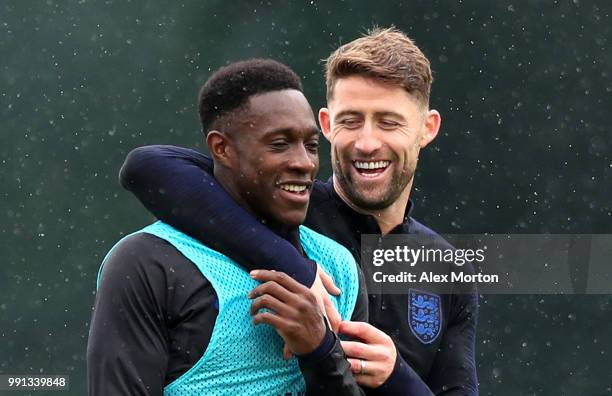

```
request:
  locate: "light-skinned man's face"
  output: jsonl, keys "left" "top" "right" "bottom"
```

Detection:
{"left": 319, "top": 75, "right": 440, "bottom": 211}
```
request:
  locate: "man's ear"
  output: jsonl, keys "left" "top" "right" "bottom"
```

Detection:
{"left": 206, "top": 130, "right": 234, "bottom": 168}
{"left": 318, "top": 107, "right": 332, "bottom": 143}
{"left": 420, "top": 109, "right": 441, "bottom": 148}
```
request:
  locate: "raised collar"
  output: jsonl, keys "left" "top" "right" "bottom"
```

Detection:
{"left": 324, "top": 178, "right": 414, "bottom": 235}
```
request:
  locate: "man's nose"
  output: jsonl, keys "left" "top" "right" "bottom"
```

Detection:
{"left": 288, "top": 144, "right": 316, "bottom": 171}
{"left": 354, "top": 124, "right": 382, "bottom": 154}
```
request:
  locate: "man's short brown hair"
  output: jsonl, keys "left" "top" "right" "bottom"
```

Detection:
{"left": 325, "top": 27, "right": 433, "bottom": 106}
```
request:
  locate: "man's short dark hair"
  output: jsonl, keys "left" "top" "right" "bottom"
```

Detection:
{"left": 198, "top": 59, "right": 303, "bottom": 134}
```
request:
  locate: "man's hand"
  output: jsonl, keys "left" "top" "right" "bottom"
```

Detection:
{"left": 311, "top": 264, "right": 342, "bottom": 333}
{"left": 248, "top": 270, "right": 327, "bottom": 356}
{"left": 339, "top": 321, "right": 397, "bottom": 388}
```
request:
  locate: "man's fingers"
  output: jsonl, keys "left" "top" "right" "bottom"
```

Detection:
{"left": 347, "top": 357, "right": 362, "bottom": 374}
{"left": 341, "top": 323, "right": 398, "bottom": 389}
{"left": 250, "top": 270, "right": 306, "bottom": 294}
{"left": 252, "top": 310, "right": 286, "bottom": 330}
{"left": 249, "top": 280, "right": 299, "bottom": 305}
{"left": 249, "top": 293, "right": 293, "bottom": 317}
{"left": 323, "top": 294, "right": 341, "bottom": 333}
{"left": 340, "top": 340, "right": 379, "bottom": 360}
{"left": 282, "top": 344, "right": 293, "bottom": 360}
{"left": 310, "top": 267, "right": 341, "bottom": 332}
{"left": 347, "top": 359, "right": 388, "bottom": 388}
{"left": 318, "top": 266, "right": 341, "bottom": 296}
{"left": 347, "top": 358, "right": 382, "bottom": 375}
{"left": 338, "top": 321, "right": 392, "bottom": 344}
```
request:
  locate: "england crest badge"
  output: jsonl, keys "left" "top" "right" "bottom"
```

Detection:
{"left": 408, "top": 289, "right": 442, "bottom": 344}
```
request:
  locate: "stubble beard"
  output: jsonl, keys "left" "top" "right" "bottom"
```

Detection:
{"left": 333, "top": 156, "right": 415, "bottom": 211}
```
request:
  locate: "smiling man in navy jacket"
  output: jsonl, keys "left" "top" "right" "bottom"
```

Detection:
{"left": 119, "top": 28, "right": 479, "bottom": 395}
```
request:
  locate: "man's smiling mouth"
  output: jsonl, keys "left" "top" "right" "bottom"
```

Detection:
{"left": 352, "top": 160, "right": 390, "bottom": 178}
{"left": 277, "top": 180, "right": 312, "bottom": 195}
{"left": 279, "top": 184, "right": 308, "bottom": 193}
{"left": 354, "top": 160, "right": 390, "bottom": 170}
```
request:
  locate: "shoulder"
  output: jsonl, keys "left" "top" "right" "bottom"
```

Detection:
{"left": 407, "top": 217, "right": 454, "bottom": 250}
{"left": 102, "top": 232, "right": 181, "bottom": 271}
{"left": 106, "top": 231, "right": 174, "bottom": 255}
{"left": 407, "top": 217, "right": 444, "bottom": 239}
{"left": 98, "top": 231, "right": 202, "bottom": 292}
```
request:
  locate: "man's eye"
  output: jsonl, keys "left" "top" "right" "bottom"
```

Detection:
{"left": 339, "top": 119, "right": 361, "bottom": 129}
{"left": 270, "top": 141, "right": 289, "bottom": 150}
{"left": 305, "top": 141, "right": 319, "bottom": 152}
{"left": 380, "top": 120, "right": 400, "bottom": 129}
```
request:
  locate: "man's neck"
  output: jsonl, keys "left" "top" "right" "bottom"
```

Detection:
{"left": 260, "top": 219, "right": 300, "bottom": 246}
{"left": 333, "top": 176, "right": 412, "bottom": 235}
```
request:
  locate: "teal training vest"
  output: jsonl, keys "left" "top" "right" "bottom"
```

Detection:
{"left": 97, "top": 221, "right": 359, "bottom": 396}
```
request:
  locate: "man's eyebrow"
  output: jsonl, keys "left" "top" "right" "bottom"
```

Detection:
{"left": 334, "top": 110, "right": 363, "bottom": 119}
{"left": 305, "top": 126, "right": 322, "bottom": 137}
{"left": 262, "top": 126, "right": 321, "bottom": 138}
{"left": 374, "top": 111, "right": 407, "bottom": 121}
{"left": 334, "top": 110, "right": 407, "bottom": 122}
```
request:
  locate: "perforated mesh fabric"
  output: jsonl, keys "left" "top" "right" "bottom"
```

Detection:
{"left": 299, "top": 226, "right": 359, "bottom": 320}
{"left": 97, "top": 221, "right": 359, "bottom": 396}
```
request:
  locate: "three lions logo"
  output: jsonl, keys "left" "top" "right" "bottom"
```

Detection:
{"left": 408, "top": 289, "right": 442, "bottom": 344}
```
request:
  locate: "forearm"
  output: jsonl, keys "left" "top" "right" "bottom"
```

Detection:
{"left": 369, "top": 353, "right": 434, "bottom": 396}
{"left": 298, "top": 331, "right": 366, "bottom": 396}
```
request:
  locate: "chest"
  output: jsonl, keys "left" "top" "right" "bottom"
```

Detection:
{"left": 306, "top": 200, "right": 451, "bottom": 376}
{"left": 368, "top": 292, "right": 451, "bottom": 377}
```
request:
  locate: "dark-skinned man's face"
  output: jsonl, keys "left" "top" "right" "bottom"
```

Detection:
{"left": 224, "top": 89, "right": 320, "bottom": 229}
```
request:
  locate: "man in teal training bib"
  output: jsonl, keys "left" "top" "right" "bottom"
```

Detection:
{"left": 87, "top": 59, "right": 367, "bottom": 395}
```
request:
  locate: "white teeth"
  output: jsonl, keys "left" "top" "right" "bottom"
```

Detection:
{"left": 280, "top": 184, "right": 307, "bottom": 192}
{"left": 354, "top": 161, "right": 390, "bottom": 170}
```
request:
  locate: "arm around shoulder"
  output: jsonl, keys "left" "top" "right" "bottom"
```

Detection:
{"left": 118, "top": 145, "right": 317, "bottom": 286}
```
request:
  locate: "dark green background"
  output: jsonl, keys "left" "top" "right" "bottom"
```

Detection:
{"left": 1, "top": 1, "right": 611, "bottom": 394}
